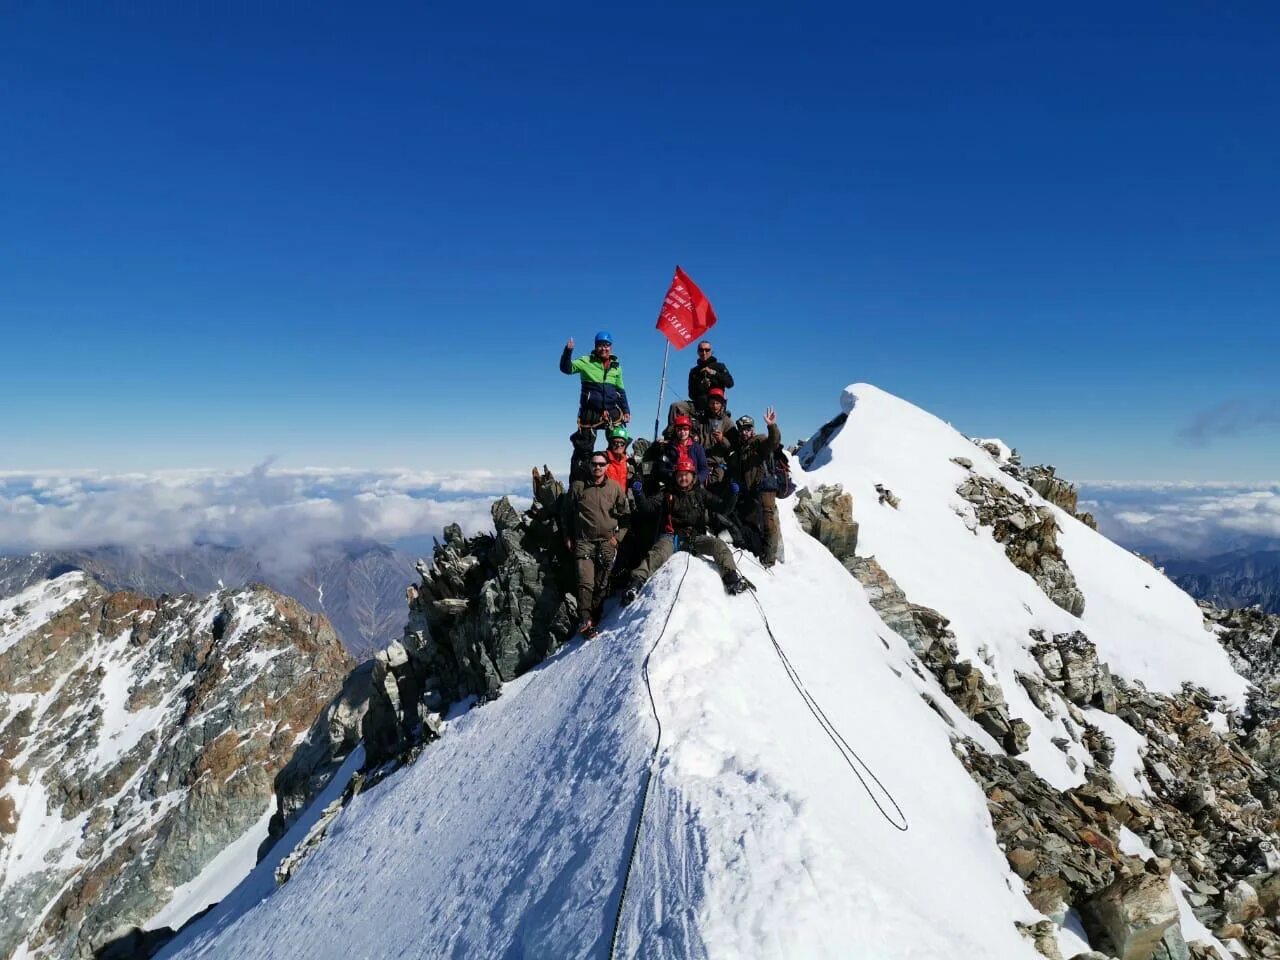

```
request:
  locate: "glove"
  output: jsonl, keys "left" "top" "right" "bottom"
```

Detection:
{"left": 631, "top": 481, "right": 643, "bottom": 493}
{"left": 729, "top": 482, "right": 740, "bottom": 494}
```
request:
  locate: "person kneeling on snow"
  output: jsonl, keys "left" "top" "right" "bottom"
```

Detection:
{"left": 564, "top": 453, "right": 629, "bottom": 637}
{"left": 623, "top": 457, "right": 751, "bottom": 603}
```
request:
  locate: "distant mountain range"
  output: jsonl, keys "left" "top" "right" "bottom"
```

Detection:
{"left": 1158, "top": 548, "right": 1280, "bottom": 614}
{"left": 0, "top": 542, "right": 416, "bottom": 659}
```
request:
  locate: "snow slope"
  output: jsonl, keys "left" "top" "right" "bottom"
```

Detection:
{"left": 162, "top": 383, "right": 1248, "bottom": 960}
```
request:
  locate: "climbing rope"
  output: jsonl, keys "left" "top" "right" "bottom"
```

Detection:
{"left": 608, "top": 550, "right": 907, "bottom": 959}
{"left": 608, "top": 555, "right": 693, "bottom": 960}
{"left": 739, "top": 555, "right": 909, "bottom": 832}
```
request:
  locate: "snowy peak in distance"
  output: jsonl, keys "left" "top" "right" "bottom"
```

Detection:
{"left": 163, "top": 382, "right": 1276, "bottom": 960}
{"left": 0, "top": 573, "right": 353, "bottom": 960}
{"left": 0, "top": 541, "right": 415, "bottom": 659}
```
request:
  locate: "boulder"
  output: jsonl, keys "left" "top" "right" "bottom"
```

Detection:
{"left": 1082, "top": 871, "right": 1179, "bottom": 960}
{"left": 793, "top": 485, "right": 859, "bottom": 561}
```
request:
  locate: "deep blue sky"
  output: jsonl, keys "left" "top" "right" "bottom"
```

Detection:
{"left": 2, "top": 2, "right": 1277, "bottom": 480}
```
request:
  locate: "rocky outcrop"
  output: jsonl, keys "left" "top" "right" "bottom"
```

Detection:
{"left": 1030, "top": 630, "right": 1120, "bottom": 714}
{"left": 796, "top": 471, "right": 1280, "bottom": 957}
{"left": 793, "top": 412, "right": 848, "bottom": 469}
{"left": 956, "top": 470, "right": 1086, "bottom": 617}
{"left": 794, "top": 497, "right": 1030, "bottom": 755}
{"left": 362, "top": 470, "right": 576, "bottom": 767}
{"left": 1202, "top": 602, "right": 1280, "bottom": 699}
{"left": 969, "top": 442, "right": 1099, "bottom": 531}
{"left": 266, "top": 659, "right": 374, "bottom": 847}
{"left": 0, "top": 574, "right": 351, "bottom": 960}
{"left": 793, "top": 485, "right": 859, "bottom": 561}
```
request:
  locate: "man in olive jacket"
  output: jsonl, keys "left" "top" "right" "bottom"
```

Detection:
{"left": 623, "top": 458, "right": 751, "bottom": 602}
{"left": 564, "top": 452, "right": 628, "bottom": 636}
{"left": 730, "top": 407, "right": 784, "bottom": 567}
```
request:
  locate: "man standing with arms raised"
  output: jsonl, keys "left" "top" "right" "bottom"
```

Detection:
{"left": 560, "top": 332, "right": 630, "bottom": 484}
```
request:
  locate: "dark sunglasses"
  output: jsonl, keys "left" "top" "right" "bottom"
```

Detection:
{"left": 697, "top": 347, "right": 712, "bottom": 353}
{"left": 609, "top": 439, "right": 627, "bottom": 446}
{"left": 590, "top": 461, "right": 608, "bottom": 468}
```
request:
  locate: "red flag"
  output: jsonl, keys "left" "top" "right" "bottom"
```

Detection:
{"left": 655, "top": 266, "right": 717, "bottom": 349}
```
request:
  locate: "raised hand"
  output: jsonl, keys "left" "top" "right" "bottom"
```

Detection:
{"left": 764, "top": 407, "right": 777, "bottom": 425}
{"left": 566, "top": 337, "right": 575, "bottom": 350}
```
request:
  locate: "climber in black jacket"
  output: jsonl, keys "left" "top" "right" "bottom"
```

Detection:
{"left": 623, "top": 456, "right": 752, "bottom": 601}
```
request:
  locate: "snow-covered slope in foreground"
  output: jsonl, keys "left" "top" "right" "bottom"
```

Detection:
{"left": 163, "top": 383, "right": 1250, "bottom": 960}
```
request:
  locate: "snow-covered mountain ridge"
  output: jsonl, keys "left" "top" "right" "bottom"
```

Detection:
{"left": 0, "top": 575, "right": 352, "bottom": 959}
{"left": 151, "top": 383, "right": 1280, "bottom": 959}
{"left": 0, "top": 542, "right": 415, "bottom": 659}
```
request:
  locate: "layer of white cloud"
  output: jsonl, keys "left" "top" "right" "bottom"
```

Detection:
{"left": 0, "top": 466, "right": 530, "bottom": 571}
{"left": 1080, "top": 482, "right": 1280, "bottom": 556}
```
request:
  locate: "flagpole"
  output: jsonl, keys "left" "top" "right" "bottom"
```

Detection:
{"left": 653, "top": 339, "right": 671, "bottom": 442}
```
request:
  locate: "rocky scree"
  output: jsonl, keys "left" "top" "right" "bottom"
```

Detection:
{"left": 795, "top": 475, "right": 1280, "bottom": 959}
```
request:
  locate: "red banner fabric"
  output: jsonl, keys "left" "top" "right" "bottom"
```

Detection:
{"left": 655, "top": 266, "right": 718, "bottom": 349}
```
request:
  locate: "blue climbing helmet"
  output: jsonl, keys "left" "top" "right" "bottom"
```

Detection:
{"left": 594, "top": 330, "right": 613, "bottom": 346}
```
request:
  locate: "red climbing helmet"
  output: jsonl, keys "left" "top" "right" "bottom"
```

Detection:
{"left": 674, "top": 456, "right": 696, "bottom": 475}
{"left": 673, "top": 415, "right": 692, "bottom": 429}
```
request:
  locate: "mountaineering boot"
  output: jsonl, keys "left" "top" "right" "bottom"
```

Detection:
{"left": 621, "top": 585, "right": 639, "bottom": 606}
{"left": 724, "top": 574, "right": 754, "bottom": 595}
{"left": 577, "top": 618, "right": 597, "bottom": 640}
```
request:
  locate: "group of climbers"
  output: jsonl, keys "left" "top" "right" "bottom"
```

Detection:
{"left": 559, "top": 331, "right": 788, "bottom": 637}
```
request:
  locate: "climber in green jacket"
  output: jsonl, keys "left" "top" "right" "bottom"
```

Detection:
{"left": 560, "top": 331, "right": 631, "bottom": 484}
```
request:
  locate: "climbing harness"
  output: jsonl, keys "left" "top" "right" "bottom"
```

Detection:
{"left": 739, "top": 554, "right": 909, "bottom": 832}
{"left": 608, "top": 556, "right": 693, "bottom": 960}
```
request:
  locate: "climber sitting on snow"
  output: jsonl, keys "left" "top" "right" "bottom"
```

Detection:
{"left": 560, "top": 332, "right": 630, "bottom": 483}
{"left": 624, "top": 457, "right": 751, "bottom": 602}
{"left": 563, "top": 452, "right": 629, "bottom": 638}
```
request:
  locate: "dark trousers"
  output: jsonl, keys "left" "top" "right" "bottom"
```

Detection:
{"left": 738, "top": 490, "right": 781, "bottom": 564}
{"left": 575, "top": 537, "right": 617, "bottom": 621}
{"left": 630, "top": 533, "right": 738, "bottom": 586}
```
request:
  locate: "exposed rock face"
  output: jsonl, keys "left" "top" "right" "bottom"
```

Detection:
{"left": 1083, "top": 870, "right": 1180, "bottom": 960}
{"left": 794, "top": 496, "right": 1030, "bottom": 755}
{"left": 0, "top": 573, "right": 351, "bottom": 960}
{"left": 1031, "top": 630, "right": 1120, "bottom": 714}
{"left": 1203, "top": 602, "right": 1280, "bottom": 700}
{"left": 795, "top": 474, "right": 1280, "bottom": 958}
{"left": 956, "top": 471, "right": 1087, "bottom": 617}
{"left": 793, "top": 411, "right": 848, "bottom": 470}
{"left": 362, "top": 470, "right": 576, "bottom": 767}
{"left": 793, "top": 485, "right": 859, "bottom": 562}
{"left": 266, "top": 659, "right": 373, "bottom": 846}
{"left": 969, "top": 442, "right": 1099, "bottom": 531}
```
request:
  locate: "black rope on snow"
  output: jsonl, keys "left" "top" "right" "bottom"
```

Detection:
{"left": 608, "top": 555, "right": 693, "bottom": 960}
{"left": 741, "top": 563, "right": 909, "bottom": 833}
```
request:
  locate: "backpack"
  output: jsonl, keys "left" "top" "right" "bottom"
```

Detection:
{"left": 761, "top": 448, "right": 796, "bottom": 499}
